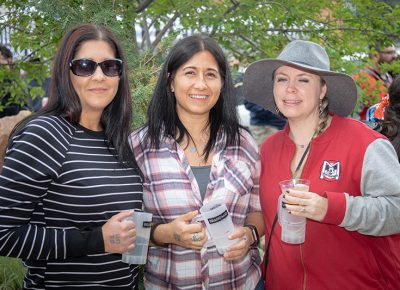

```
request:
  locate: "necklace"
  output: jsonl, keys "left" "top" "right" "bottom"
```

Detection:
{"left": 290, "top": 131, "right": 315, "bottom": 149}
{"left": 294, "top": 143, "right": 306, "bottom": 149}
{"left": 189, "top": 146, "right": 197, "bottom": 153}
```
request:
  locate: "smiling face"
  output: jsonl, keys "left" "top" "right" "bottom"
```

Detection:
{"left": 70, "top": 40, "right": 120, "bottom": 129}
{"left": 273, "top": 65, "right": 326, "bottom": 122}
{"left": 170, "top": 50, "right": 222, "bottom": 122}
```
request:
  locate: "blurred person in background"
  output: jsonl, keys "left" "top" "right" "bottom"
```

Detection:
{"left": 0, "top": 44, "right": 31, "bottom": 169}
{"left": 0, "top": 44, "right": 25, "bottom": 117}
{"left": 353, "top": 44, "right": 397, "bottom": 120}
{"left": 366, "top": 74, "right": 400, "bottom": 160}
{"left": 244, "top": 100, "right": 286, "bottom": 147}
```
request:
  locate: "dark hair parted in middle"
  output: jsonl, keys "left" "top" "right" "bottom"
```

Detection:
{"left": 12, "top": 23, "right": 137, "bottom": 169}
{"left": 144, "top": 34, "right": 241, "bottom": 158}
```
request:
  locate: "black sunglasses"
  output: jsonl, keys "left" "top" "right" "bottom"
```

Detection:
{"left": 69, "top": 59, "right": 123, "bottom": 77}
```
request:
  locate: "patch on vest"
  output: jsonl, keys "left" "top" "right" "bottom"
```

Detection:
{"left": 320, "top": 160, "right": 340, "bottom": 181}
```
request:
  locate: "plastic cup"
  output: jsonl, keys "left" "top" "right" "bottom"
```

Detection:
{"left": 278, "top": 179, "right": 310, "bottom": 244}
{"left": 194, "top": 199, "right": 238, "bottom": 255}
{"left": 121, "top": 211, "right": 153, "bottom": 264}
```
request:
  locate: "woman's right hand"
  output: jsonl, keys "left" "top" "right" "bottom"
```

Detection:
{"left": 102, "top": 210, "right": 136, "bottom": 254}
{"left": 155, "top": 210, "right": 208, "bottom": 249}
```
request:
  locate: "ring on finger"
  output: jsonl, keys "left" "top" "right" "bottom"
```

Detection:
{"left": 192, "top": 232, "right": 201, "bottom": 242}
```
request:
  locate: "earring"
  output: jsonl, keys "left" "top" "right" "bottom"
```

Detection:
{"left": 275, "top": 105, "right": 280, "bottom": 114}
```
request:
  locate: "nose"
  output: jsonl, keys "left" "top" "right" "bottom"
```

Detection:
{"left": 193, "top": 75, "right": 207, "bottom": 90}
{"left": 91, "top": 65, "right": 106, "bottom": 80}
{"left": 286, "top": 79, "right": 296, "bottom": 92}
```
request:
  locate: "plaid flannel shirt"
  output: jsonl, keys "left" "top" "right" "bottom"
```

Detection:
{"left": 130, "top": 128, "right": 261, "bottom": 290}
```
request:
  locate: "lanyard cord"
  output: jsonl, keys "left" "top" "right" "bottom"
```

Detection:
{"left": 263, "top": 139, "right": 312, "bottom": 280}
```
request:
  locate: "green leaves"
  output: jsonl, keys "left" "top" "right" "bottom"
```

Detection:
{"left": 1, "top": 0, "right": 400, "bottom": 123}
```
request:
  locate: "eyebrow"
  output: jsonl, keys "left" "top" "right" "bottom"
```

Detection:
{"left": 182, "top": 66, "right": 219, "bottom": 72}
{"left": 275, "top": 72, "right": 313, "bottom": 77}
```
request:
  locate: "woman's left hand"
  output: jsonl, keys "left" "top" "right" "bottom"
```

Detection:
{"left": 223, "top": 227, "right": 252, "bottom": 261}
{"left": 283, "top": 189, "right": 328, "bottom": 221}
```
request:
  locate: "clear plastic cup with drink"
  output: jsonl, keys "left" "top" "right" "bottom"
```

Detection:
{"left": 122, "top": 211, "right": 153, "bottom": 264}
{"left": 278, "top": 179, "right": 310, "bottom": 244}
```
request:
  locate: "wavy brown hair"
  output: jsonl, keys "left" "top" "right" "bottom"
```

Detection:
{"left": 11, "top": 24, "right": 138, "bottom": 169}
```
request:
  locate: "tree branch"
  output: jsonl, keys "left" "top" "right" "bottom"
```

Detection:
{"left": 19, "top": 42, "right": 52, "bottom": 62}
{"left": 238, "top": 35, "right": 267, "bottom": 54}
{"left": 224, "top": 0, "right": 240, "bottom": 16}
{"left": 210, "top": 0, "right": 240, "bottom": 36}
{"left": 264, "top": 27, "right": 400, "bottom": 39}
{"left": 135, "top": 0, "right": 154, "bottom": 13}
{"left": 140, "top": 15, "right": 152, "bottom": 49}
{"left": 151, "top": 12, "right": 180, "bottom": 49}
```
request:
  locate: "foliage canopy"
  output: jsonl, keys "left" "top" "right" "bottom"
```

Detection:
{"left": 1, "top": 0, "right": 400, "bottom": 123}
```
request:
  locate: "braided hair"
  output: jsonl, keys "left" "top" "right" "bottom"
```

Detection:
{"left": 314, "top": 80, "right": 329, "bottom": 137}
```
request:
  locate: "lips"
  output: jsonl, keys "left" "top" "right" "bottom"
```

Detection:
{"left": 283, "top": 99, "right": 301, "bottom": 105}
{"left": 189, "top": 94, "right": 208, "bottom": 99}
{"left": 88, "top": 88, "right": 108, "bottom": 93}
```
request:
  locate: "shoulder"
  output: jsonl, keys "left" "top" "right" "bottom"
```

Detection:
{"left": 238, "top": 128, "right": 258, "bottom": 153}
{"left": 336, "top": 116, "right": 386, "bottom": 142}
{"left": 24, "top": 115, "right": 75, "bottom": 136}
{"left": 10, "top": 115, "right": 76, "bottom": 153}
{"left": 352, "top": 67, "right": 377, "bottom": 80}
{"left": 223, "top": 128, "right": 259, "bottom": 162}
{"left": 130, "top": 126, "right": 148, "bottom": 150}
{"left": 261, "top": 128, "right": 286, "bottom": 148}
{"left": 6, "top": 116, "right": 76, "bottom": 171}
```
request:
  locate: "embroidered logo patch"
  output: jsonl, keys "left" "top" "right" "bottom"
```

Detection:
{"left": 320, "top": 160, "right": 340, "bottom": 181}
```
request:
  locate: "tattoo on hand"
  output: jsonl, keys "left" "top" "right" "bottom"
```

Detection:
{"left": 173, "top": 233, "right": 181, "bottom": 242}
{"left": 110, "top": 234, "right": 121, "bottom": 244}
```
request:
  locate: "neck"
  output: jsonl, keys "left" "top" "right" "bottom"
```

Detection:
{"left": 178, "top": 112, "right": 209, "bottom": 134}
{"left": 288, "top": 119, "right": 318, "bottom": 146}
{"left": 372, "top": 63, "right": 382, "bottom": 74}
{"left": 79, "top": 113, "right": 102, "bottom": 132}
{"left": 178, "top": 112, "right": 210, "bottom": 143}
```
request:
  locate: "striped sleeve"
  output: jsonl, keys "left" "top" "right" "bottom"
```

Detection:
{"left": 0, "top": 116, "right": 100, "bottom": 260}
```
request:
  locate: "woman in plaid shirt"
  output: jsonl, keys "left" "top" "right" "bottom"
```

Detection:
{"left": 131, "top": 35, "right": 264, "bottom": 289}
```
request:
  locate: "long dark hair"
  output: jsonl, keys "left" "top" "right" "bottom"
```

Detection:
{"left": 382, "top": 75, "right": 400, "bottom": 160}
{"left": 144, "top": 35, "right": 240, "bottom": 159}
{"left": 11, "top": 24, "right": 138, "bottom": 169}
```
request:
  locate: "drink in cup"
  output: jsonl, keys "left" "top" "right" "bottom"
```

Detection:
{"left": 122, "top": 211, "right": 153, "bottom": 264}
{"left": 278, "top": 179, "right": 310, "bottom": 244}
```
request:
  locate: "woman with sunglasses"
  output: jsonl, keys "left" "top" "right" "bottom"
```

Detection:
{"left": 130, "top": 35, "right": 264, "bottom": 289}
{"left": 0, "top": 24, "right": 143, "bottom": 289}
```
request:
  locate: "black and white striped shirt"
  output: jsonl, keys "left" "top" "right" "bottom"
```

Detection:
{"left": 0, "top": 116, "right": 143, "bottom": 289}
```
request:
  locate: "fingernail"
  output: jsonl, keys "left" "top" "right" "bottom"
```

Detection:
{"left": 281, "top": 202, "right": 286, "bottom": 208}
{"left": 286, "top": 190, "right": 290, "bottom": 194}
{"left": 288, "top": 211, "right": 292, "bottom": 214}
{"left": 283, "top": 194, "right": 286, "bottom": 199}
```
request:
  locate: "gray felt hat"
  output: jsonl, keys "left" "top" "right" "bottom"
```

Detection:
{"left": 243, "top": 40, "right": 357, "bottom": 117}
